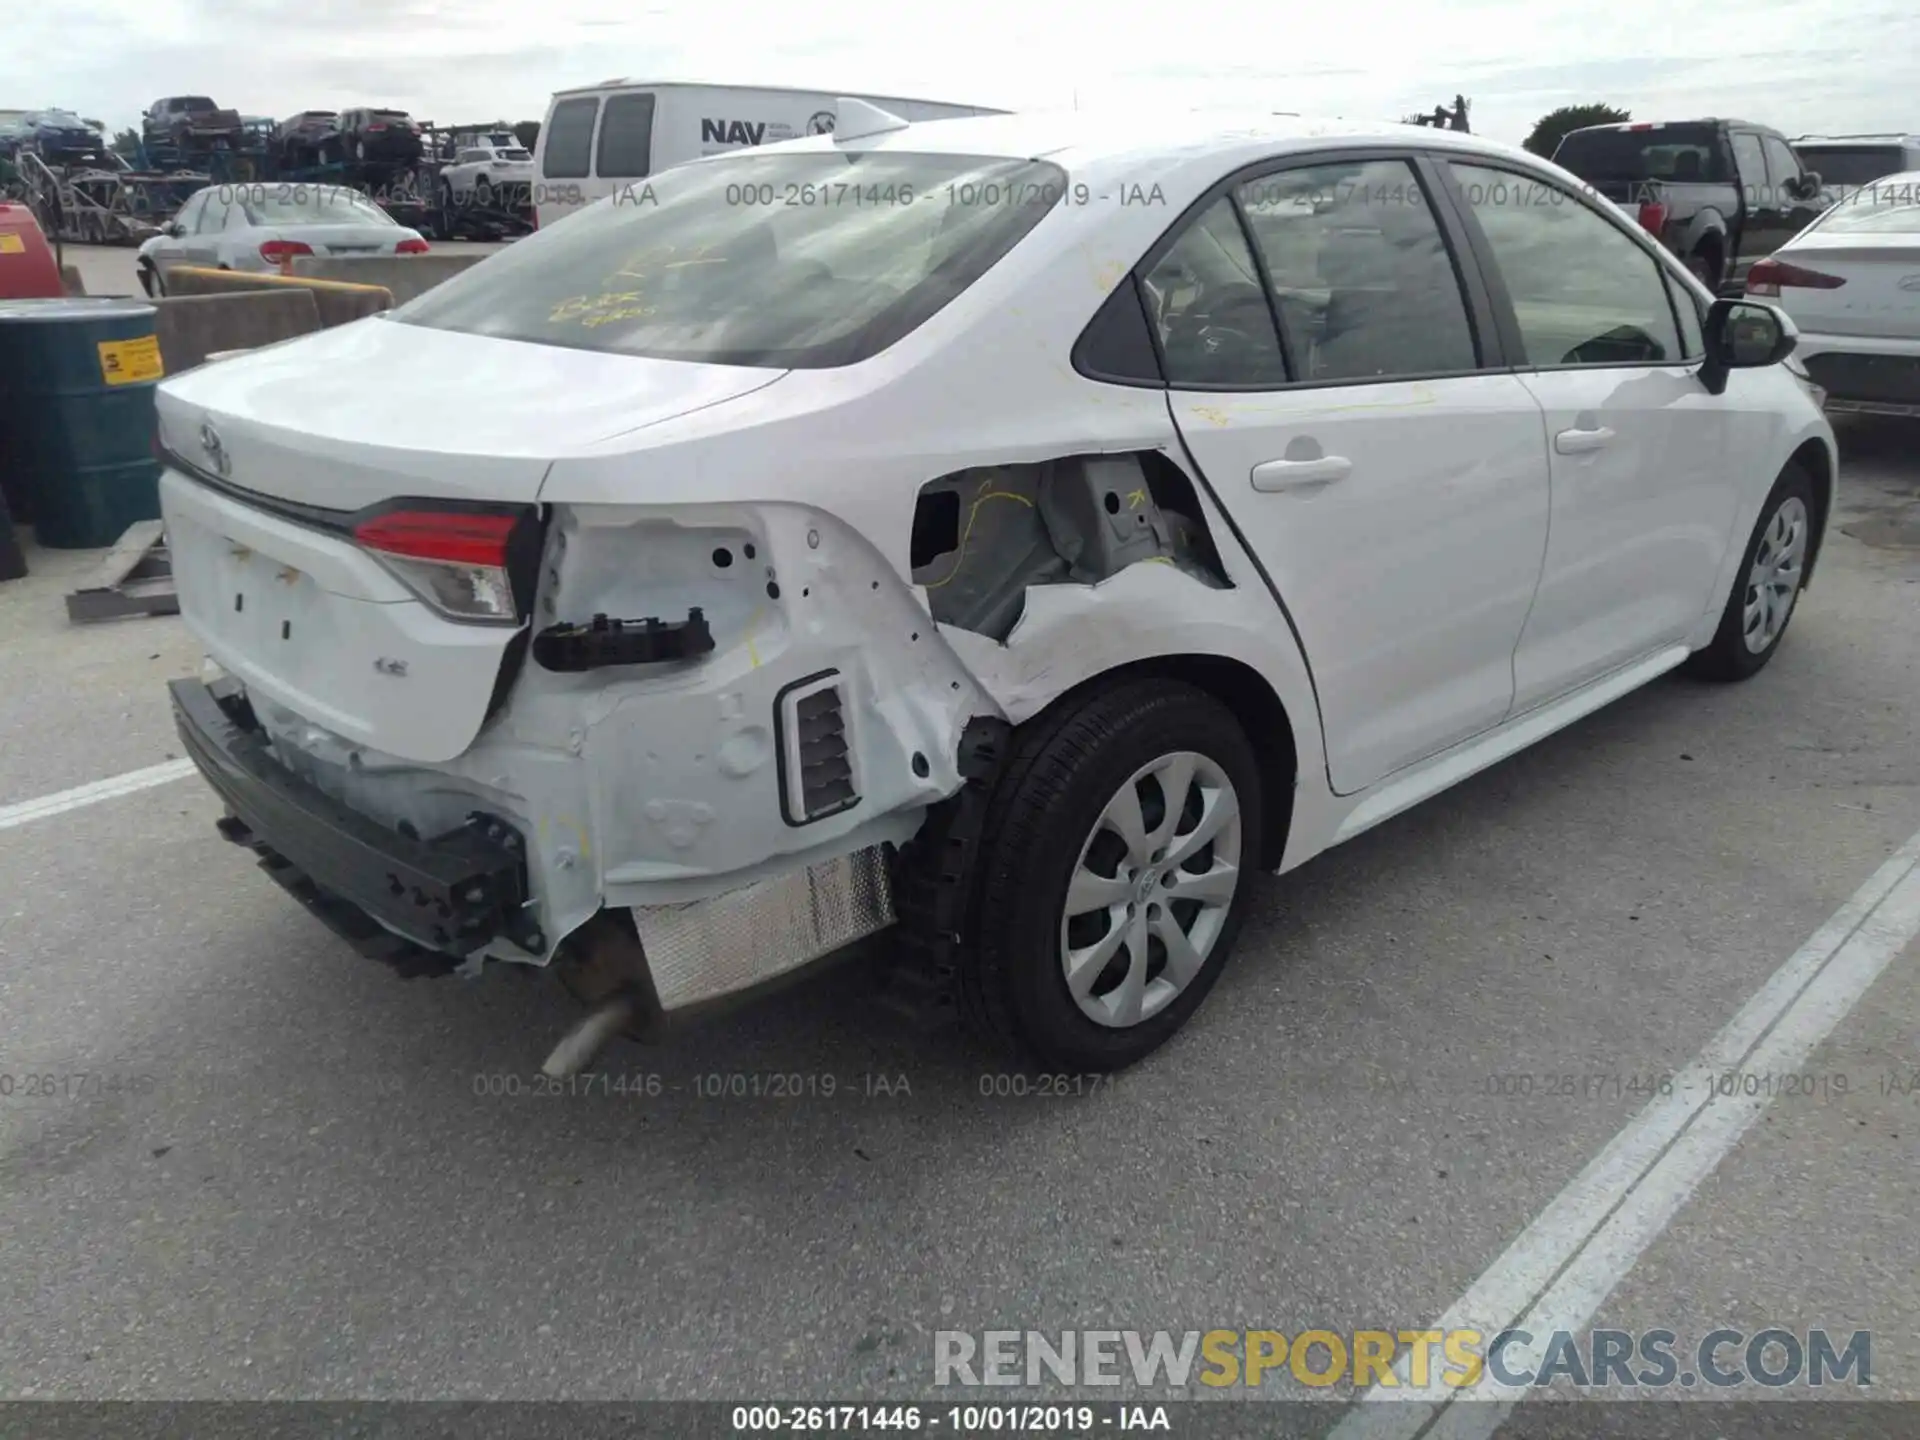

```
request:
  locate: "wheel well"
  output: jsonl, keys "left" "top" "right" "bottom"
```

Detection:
{"left": 1790, "top": 437, "right": 1834, "bottom": 584}
{"left": 1029, "top": 654, "right": 1298, "bottom": 870}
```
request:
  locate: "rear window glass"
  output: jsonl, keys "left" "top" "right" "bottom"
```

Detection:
{"left": 1553, "top": 126, "right": 1730, "bottom": 182}
{"left": 543, "top": 97, "right": 597, "bottom": 179}
{"left": 180, "top": 97, "right": 217, "bottom": 113}
{"left": 394, "top": 151, "right": 1066, "bottom": 368}
{"left": 1814, "top": 180, "right": 1920, "bottom": 234}
{"left": 373, "top": 110, "right": 411, "bottom": 120}
{"left": 1796, "top": 146, "right": 1905, "bottom": 188}
{"left": 241, "top": 188, "right": 395, "bottom": 226}
{"left": 597, "top": 93, "right": 655, "bottom": 179}
{"left": 501, "top": 147, "right": 532, "bottom": 162}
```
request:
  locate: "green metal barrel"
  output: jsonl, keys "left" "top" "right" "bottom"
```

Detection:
{"left": 0, "top": 297, "right": 165, "bottom": 549}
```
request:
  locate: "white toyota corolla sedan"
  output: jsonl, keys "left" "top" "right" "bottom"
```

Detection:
{"left": 154, "top": 106, "right": 1836, "bottom": 1074}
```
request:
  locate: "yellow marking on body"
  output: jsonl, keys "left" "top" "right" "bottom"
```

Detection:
{"left": 921, "top": 488, "right": 1037, "bottom": 591}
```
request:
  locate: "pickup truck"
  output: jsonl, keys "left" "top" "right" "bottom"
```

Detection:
{"left": 144, "top": 96, "right": 245, "bottom": 151}
{"left": 1551, "top": 118, "right": 1830, "bottom": 294}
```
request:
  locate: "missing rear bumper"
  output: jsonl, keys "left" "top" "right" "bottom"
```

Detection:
{"left": 170, "top": 678, "right": 537, "bottom": 965}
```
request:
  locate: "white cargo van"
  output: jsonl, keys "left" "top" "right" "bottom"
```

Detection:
{"left": 531, "top": 80, "right": 1005, "bottom": 228}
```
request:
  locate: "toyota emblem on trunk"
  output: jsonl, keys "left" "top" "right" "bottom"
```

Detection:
{"left": 199, "top": 420, "right": 230, "bottom": 478}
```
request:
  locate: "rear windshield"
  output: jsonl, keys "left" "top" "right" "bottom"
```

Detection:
{"left": 373, "top": 110, "right": 412, "bottom": 119}
{"left": 179, "top": 97, "right": 217, "bottom": 112}
{"left": 394, "top": 150, "right": 1066, "bottom": 368}
{"left": 500, "top": 148, "right": 532, "bottom": 161}
{"left": 1812, "top": 179, "right": 1920, "bottom": 235}
{"left": 1796, "top": 146, "right": 1905, "bottom": 188}
{"left": 241, "top": 188, "right": 396, "bottom": 226}
{"left": 1553, "top": 125, "right": 1730, "bottom": 182}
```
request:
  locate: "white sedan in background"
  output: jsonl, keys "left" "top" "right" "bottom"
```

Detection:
{"left": 1747, "top": 170, "right": 1920, "bottom": 417}
{"left": 137, "top": 184, "right": 429, "bottom": 295}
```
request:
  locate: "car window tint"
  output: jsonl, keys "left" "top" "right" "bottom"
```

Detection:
{"left": 1140, "top": 197, "right": 1287, "bottom": 387}
{"left": 1730, "top": 132, "right": 1767, "bottom": 199}
{"left": 1761, "top": 136, "right": 1801, "bottom": 195}
{"left": 543, "top": 98, "right": 597, "bottom": 180}
{"left": 1449, "top": 162, "right": 1683, "bottom": 367}
{"left": 1236, "top": 159, "right": 1477, "bottom": 382}
{"left": 597, "top": 93, "right": 656, "bottom": 180}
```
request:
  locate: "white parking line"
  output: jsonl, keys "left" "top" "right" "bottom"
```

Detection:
{"left": 0, "top": 759, "right": 197, "bottom": 833}
{"left": 1330, "top": 822, "right": 1920, "bottom": 1439}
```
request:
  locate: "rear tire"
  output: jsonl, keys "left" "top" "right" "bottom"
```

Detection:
{"left": 138, "top": 259, "right": 162, "bottom": 297}
{"left": 959, "top": 678, "right": 1264, "bottom": 1072}
{"left": 1685, "top": 463, "right": 1816, "bottom": 681}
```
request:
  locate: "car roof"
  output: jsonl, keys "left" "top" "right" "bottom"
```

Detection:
{"left": 728, "top": 108, "right": 1542, "bottom": 174}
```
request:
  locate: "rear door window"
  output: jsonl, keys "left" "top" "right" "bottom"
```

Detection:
{"left": 1235, "top": 158, "right": 1479, "bottom": 382}
{"left": 1729, "top": 132, "right": 1768, "bottom": 203}
{"left": 1761, "top": 136, "right": 1803, "bottom": 201}
{"left": 596, "top": 93, "right": 656, "bottom": 179}
{"left": 1140, "top": 196, "right": 1287, "bottom": 387}
{"left": 542, "top": 97, "right": 598, "bottom": 179}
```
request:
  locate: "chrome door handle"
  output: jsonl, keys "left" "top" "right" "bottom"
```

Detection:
{"left": 1554, "top": 426, "right": 1616, "bottom": 455}
{"left": 1251, "top": 455, "right": 1353, "bottom": 492}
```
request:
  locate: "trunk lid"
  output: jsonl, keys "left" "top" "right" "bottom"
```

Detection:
{"left": 1774, "top": 233, "right": 1920, "bottom": 338}
{"left": 154, "top": 316, "right": 788, "bottom": 510}
{"left": 154, "top": 323, "right": 789, "bottom": 762}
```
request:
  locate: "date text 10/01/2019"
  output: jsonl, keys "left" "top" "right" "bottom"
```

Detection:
{"left": 731, "top": 1406, "right": 1172, "bottom": 1432}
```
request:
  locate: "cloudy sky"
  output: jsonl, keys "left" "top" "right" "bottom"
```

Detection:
{"left": 4, "top": 0, "right": 1914, "bottom": 148}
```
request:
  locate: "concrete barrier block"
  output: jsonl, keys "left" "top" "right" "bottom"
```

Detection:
{"left": 154, "top": 290, "right": 323, "bottom": 374}
{"left": 288, "top": 253, "right": 485, "bottom": 305}
{"left": 161, "top": 266, "right": 394, "bottom": 328}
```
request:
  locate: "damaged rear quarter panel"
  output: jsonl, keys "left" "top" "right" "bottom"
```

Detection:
{"left": 516, "top": 500, "right": 998, "bottom": 907}
{"left": 528, "top": 164, "right": 1328, "bottom": 887}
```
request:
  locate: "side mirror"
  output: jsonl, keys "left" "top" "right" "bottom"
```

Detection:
{"left": 1795, "top": 171, "right": 1823, "bottom": 201}
{"left": 1699, "top": 298, "right": 1798, "bottom": 395}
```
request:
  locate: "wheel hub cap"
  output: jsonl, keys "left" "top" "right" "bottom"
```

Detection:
{"left": 1743, "top": 495, "right": 1808, "bottom": 655}
{"left": 1058, "top": 750, "right": 1244, "bottom": 1030}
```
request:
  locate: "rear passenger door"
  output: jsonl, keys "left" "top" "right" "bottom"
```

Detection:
{"left": 1155, "top": 153, "right": 1552, "bottom": 796}
{"left": 1440, "top": 160, "right": 1747, "bottom": 709}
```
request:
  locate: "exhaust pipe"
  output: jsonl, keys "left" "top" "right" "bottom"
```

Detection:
{"left": 540, "top": 987, "right": 645, "bottom": 1079}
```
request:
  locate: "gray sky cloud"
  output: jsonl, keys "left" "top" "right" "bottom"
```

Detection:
{"left": 4, "top": 0, "right": 1913, "bottom": 146}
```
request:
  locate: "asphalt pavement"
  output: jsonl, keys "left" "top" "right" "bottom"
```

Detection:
{"left": 1, "top": 370, "right": 1917, "bottom": 1432}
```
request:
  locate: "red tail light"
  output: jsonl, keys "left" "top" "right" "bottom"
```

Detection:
{"left": 367, "top": 122, "right": 387, "bottom": 132}
{"left": 1636, "top": 201, "right": 1667, "bottom": 234}
{"left": 1745, "top": 258, "right": 1846, "bottom": 297}
{"left": 352, "top": 507, "right": 526, "bottom": 624}
{"left": 259, "top": 239, "right": 313, "bottom": 265}
{"left": 395, "top": 237, "right": 430, "bottom": 254}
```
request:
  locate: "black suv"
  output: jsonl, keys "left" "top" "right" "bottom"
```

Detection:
{"left": 1552, "top": 118, "right": 1828, "bottom": 293}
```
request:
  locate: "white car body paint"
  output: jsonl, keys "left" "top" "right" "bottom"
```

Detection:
{"left": 154, "top": 111, "right": 1835, "bottom": 1017}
